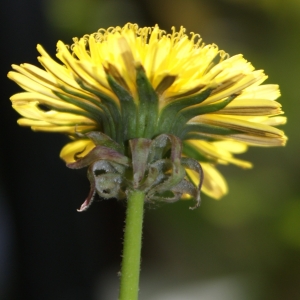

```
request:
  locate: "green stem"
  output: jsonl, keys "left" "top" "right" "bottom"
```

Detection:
{"left": 119, "top": 190, "right": 145, "bottom": 300}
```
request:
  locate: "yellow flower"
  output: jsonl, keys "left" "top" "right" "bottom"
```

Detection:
{"left": 8, "top": 23, "right": 287, "bottom": 201}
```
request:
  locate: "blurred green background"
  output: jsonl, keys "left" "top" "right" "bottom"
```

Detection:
{"left": 3, "top": 0, "right": 300, "bottom": 299}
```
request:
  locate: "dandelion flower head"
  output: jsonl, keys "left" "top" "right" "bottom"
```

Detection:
{"left": 8, "top": 23, "right": 287, "bottom": 201}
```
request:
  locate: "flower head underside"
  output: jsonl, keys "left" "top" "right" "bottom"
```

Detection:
{"left": 8, "top": 23, "right": 287, "bottom": 201}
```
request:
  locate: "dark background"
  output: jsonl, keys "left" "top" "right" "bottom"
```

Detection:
{"left": 1, "top": 0, "right": 299, "bottom": 299}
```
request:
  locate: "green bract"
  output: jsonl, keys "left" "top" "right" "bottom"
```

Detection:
{"left": 68, "top": 132, "right": 203, "bottom": 211}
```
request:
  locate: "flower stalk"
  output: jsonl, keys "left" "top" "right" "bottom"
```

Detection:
{"left": 119, "top": 190, "right": 145, "bottom": 300}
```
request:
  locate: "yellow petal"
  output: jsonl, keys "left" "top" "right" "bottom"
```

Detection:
{"left": 8, "top": 71, "right": 57, "bottom": 97}
{"left": 12, "top": 101, "right": 95, "bottom": 125}
{"left": 17, "top": 118, "right": 94, "bottom": 133}
{"left": 236, "top": 84, "right": 280, "bottom": 101}
{"left": 203, "top": 71, "right": 267, "bottom": 105}
{"left": 261, "top": 116, "right": 287, "bottom": 126}
{"left": 12, "top": 63, "right": 58, "bottom": 89}
{"left": 186, "top": 163, "right": 228, "bottom": 199}
{"left": 60, "top": 139, "right": 95, "bottom": 163}
{"left": 196, "top": 132, "right": 287, "bottom": 147}
{"left": 227, "top": 133, "right": 287, "bottom": 147}
{"left": 215, "top": 99, "right": 282, "bottom": 116}
{"left": 10, "top": 92, "right": 83, "bottom": 111}
{"left": 33, "top": 125, "right": 95, "bottom": 133}
{"left": 57, "top": 41, "right": 117, "bottom": 99}
{"left": 38, "top": 56, "right": 81, "bottom": 89}
{"left": 191, "top": 114, "right": 285, "bottom": 139}
{"left": 210, "top": 140, "right": 248, "bottom": 154}
{"left": 186, "top": 139, "right": 252, "bottom": 168}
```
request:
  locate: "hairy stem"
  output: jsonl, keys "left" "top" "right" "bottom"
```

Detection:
{"left": 119, "top": 190, "right": 145, "bottom": 300}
